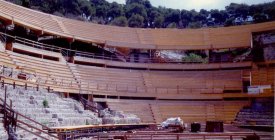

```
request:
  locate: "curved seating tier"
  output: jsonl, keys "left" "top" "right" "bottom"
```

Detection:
{"left": 5, "top": 50, "right": 80, "bottom": 92}
{"left": 251, "top": 67, "right": 275, "bottom": 90}
{"left": 107, "top": 100, "right": 250, "bottom": 124}
{"left": 1, "top": 0, "right": 275, "bottom": 49}
{"left": 0, "top": 42, "right": 273, "bottom": 99}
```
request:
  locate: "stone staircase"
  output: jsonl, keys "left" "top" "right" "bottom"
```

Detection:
{"left": 0, "top": 114, "right": 9, "bottom": 140}
{"left": 0, "top": 85, "right": 102, "bottom": 140}
{"left": 234, "top": 98, "right": 274, "bottom": 127}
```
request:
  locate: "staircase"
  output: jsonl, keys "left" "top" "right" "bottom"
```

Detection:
{"left": 150, "top": 104, "right": 162, "bottom": 123}
{"left": 0, "top": 84, "right": 102, "bottom": 140}
{"left": 0, "top": 113, "right": 9, "bottom": 140}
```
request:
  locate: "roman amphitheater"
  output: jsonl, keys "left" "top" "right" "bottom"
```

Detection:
{"left": 0, "top": 0, "right": 274, "bottom": 139}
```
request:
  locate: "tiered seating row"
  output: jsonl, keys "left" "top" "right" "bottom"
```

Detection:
{"left": 251, "top": 68, "right": 275, "bottom": 91}
{"left": 1, "top": 0, "right": 275, "bottom": 50}
{"left": 5, "top": 51, "right": 80, "bottom": 92}
{"left": 107, "top": 101, "right": 154, "bottom": 123}
{"left": 107, "top": 100, "right": 250, "bottom": 124}
{"left": 69, "top": 63, "right": 147, "bottom": 95}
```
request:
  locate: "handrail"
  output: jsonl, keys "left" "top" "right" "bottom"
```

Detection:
{"left": 0, "top": 86, "right": 59, "bottom": 139}
{"left": 79, "top": 96, "right": 99, "bottom": 113}
{"left": 16, "top": 125, "right": 52, "bottom": 140}
{"left": 0, "top": 64, "right": 244, "bottom": 96}
{"left": 58, "top": 131, "right": 271, "bottom": 140}
{"left": 0, "top": 31, "right": 253, "bottom": 64}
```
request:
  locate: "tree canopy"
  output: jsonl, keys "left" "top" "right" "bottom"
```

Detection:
{"left": 7, "top": 0, "right": 275, "bottom": 29}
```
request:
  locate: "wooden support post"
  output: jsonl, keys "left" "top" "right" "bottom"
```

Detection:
{"left": 37, "top": 84, "right": 39, "bottom": 91}
{"left": 230, "top": 135, "right": 233, "bottom": 140}
{"left": 176, "top": 135, "right": 180, "bottom": 140}
{"left": 13, "top": 81, "right": 15, "bottom": 89}
{"left": 25, "top": 83, "right": 27, "bottom": 90}
{"left": 47, "top": 86, "right": 50, "bottom": 92}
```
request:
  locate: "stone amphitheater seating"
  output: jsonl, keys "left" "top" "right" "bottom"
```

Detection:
{"left": 235, "top": 99, "right": 274, "bottom": 126}
{"left": 0, "top": 85, "right": 101, "bottom": 139}
{"left": 0, "top": 114, "right": 9, "bottom": 140}
{"left": 1, "top": 85, "right": 101, "bottom": 126}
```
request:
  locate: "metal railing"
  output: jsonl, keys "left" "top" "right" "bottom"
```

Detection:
{"left": 0, "top": 85, "right": 59, "bottom": 140}
{"left": 0, "top": 31, "right": 254, "bottom": 64}
{"left": 0, "top": 64, "right": 244, "bottom": 96}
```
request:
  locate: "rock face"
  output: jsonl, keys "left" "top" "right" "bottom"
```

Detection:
{"left": 100, "top": 108, "right": 141, "bottom": 124}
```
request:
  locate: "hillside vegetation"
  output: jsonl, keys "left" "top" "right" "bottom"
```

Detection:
{"left": 7, "top": 0, "right": 275, "bottom": 28}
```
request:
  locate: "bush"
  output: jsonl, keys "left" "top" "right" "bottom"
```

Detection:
{"left": 182, "top": 53, "right": 208, "bottom": 63}
{"left": 43, "top": 99, "right": 49, "bottom": 108}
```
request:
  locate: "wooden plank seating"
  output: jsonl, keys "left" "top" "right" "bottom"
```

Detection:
{"left": 1, "top": 0, "right": 275, "bottom": 50}
{"left": 107, "top": 100, "right": 250, "bottom": 124}
{"left": 4, "top": 50, "right": 80, "bottom": 91}
{"left": 107, "top": 101, "right": 155, "bottom": 123}
{"left": 251, "top": 67, "right": 275, "bottom": 90}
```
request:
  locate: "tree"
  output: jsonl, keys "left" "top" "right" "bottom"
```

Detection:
{"left": 188, "top": 21, "right": 201, "bottom": 29}
{"left": 181, "top": 10, "right": 192, "bottom": 27}
{"left": 111, "top": 16, "right": 128, "bottom": 27}
{"left": 22, "top": 0, "right": 30, "bottom": 8}
{"left": 165, "top": 9, "right": 181, "bottom": 24}
{"left": 153, "top": 15, "right": 164, "bottom": 28}
{"left": 128, "top": 14, "right": 144, "bottom": 27}
{"left": 125, "top": 3, "right": 147, "bottom": 18}
{"left": 210, "top": 9, "right": 227, "bottom": 24}
{"left": 79, "top": 0, "right": 95, "bottom": 17}
{"left": 224, "top": 17, "right": 234, "bottom": 26}
{"left": 107, "top": 2, "right": 124, "bottom": 19}
{"left": 226, "top": 3, "right": 249, "bottom": 18}
{"left": 167, "top": 22, "right": 177, "bottom": 28}
{"left": 253, "top": 13, "right": 268, "bottom": 23}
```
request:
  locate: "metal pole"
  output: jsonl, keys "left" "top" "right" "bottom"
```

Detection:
{"left": 4, "top": 86, "right": 7, "bottom": 130}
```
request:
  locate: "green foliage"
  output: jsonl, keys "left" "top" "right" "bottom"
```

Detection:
{"left": 182, "top": 53, "right": 208, "bottom": 63}
{"left": 107, "top": 2, "right": 124, "bottom": 19}
{"left": 128, "top": 14, "right": 144, "bottom": 27}
{"left": 125, "top": 3, "right": 147, "bottom": 19}
{"left": 43, "top": 99, "right": 49, "bottom": 108}
{"left": 153, "top": 15, "right": 164, "bottom": 28}
{"left": 9, "top": 0, "right": 275, "bottom": 28}
{"left": 188, "top": 21, "right": 202, "bottom": 29}
{"left": 167, "top": 22, "right": 177, "bottom": 28}
{"left": 111, "top": 16, "right": 128, "bottom": 27}
{"left": 224, "top": 17, "right": 235, "bottom": 27}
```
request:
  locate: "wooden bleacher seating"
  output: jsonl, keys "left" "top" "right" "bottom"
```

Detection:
{"left": 4, "top": 49, "right": 80, "bottom": 92}
{"left": 1, "top": 0, "right": 275, "bottom": 50}
{"left": 107, "top": 100, "right": 250, "bottom": 124}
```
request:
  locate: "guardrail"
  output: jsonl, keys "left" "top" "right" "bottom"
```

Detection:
{"left": 0, "top": 64, "right": 244, "bottom": 96}
{"left": 0, "top": 86, "right": 59, "bottom": 140}
{"left": 0, "top": 31, "right": 253, "bottom": 64}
